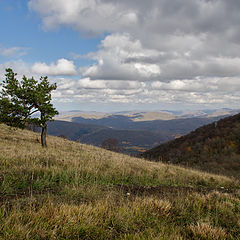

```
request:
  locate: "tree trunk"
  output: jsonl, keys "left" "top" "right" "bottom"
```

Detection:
{"left": 41, "top": 123, "right": 47, "bottom": 147}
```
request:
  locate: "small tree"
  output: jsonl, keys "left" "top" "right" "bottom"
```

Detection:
{"left": 100, "top": 138, "right": 121, "bottom": 152}
{"left": 0, "top": 68, "right": 58, "bottom": 147}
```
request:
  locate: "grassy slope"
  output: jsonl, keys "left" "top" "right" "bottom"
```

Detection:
{"left": 0, "top": 124, "right": 240, "bottom": 239}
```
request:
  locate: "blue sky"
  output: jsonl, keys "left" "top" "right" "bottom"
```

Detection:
{"left": 1, "top": 0, "right": 240, "bottom": 112}
{"left": 0, "top": 0, "right": 100, "bottom": 64}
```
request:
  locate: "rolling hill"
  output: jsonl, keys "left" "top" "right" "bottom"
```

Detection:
{"left": 70, "top": 114, "right": 221, "bottom": 132}
{"left": 44, "top": 116, "right": 226, "bottom": 155}
{"left": 0, "top": 123, "right": 239, "bottom": 239}
{"left": 55, "top": 109, "right": 240, "bottom": 122}
{"left": 141, "top": 113, "right": 240, "bottom": 178}
{"left": 47, "top": 109, "right": 240, "bottom": 155}
{"left": 46, "top": 120, "right": 108, "bottom": 141}
{"left": 44, "top": 120, "right": 171, "bottom": 154}
{"left": 55, "top": 110, "right": 176, "bottom": 122}
{"left": 78, "top": 128, "right": 169, "bottom": 155}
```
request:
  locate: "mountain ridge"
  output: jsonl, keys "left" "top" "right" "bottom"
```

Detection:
{"left": 45, "top": 115, "right": 225, "bottom": 154}
{"left": 141, "top": 113, "right": 240, "bottom": 178}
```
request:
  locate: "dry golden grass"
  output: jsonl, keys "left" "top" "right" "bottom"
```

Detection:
{"left": 0, "top": 195, "right": 183, "bottom": 240}
{"left": 0, "top": 124, "right": 236, "bottom": 190}
{"left": 188, "top": 222, "right": 227, "bottom": 240}
{"left": 0, "top": 124, "right": 239, "bottom": 239}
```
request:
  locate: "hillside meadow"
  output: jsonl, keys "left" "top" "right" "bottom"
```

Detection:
{"left": 0, "top": 124, "right": 240, "bottom": 239}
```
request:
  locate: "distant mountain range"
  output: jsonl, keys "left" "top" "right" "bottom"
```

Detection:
{"left": 42, "top": 108, "right": 240, "bottom": 155}
{"left": 140, "top": 113, "right": 240, "bottom": 177}
{"left": 55, "top": 108, "right": 240, "bottom": 122}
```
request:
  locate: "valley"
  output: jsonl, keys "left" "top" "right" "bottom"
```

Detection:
{"left": 47, "top": 109, "right": 238, "bottom": 154}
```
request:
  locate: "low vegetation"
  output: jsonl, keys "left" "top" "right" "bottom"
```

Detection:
{"left": 0, "top": 124, "right": 239, "bottom": 239}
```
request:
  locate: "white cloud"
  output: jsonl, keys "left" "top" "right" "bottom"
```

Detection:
{"left": 0, "top": 60, "right": 32, "bottom": 80}
{"left": 2, "top": 0, "right": 240, "bottom": 110}
{"left": 80, "top": 33, "right": 161, "bottom": 81}
{"left": 28, "top": 0, "right": 138, "bottom": 34}
{"left": 29, "top": 0, "right": 240, "bottom": 80}
{"left": 32, "top": 58, "right": 77, "bottom": 76}
{"left": 77, "top": 78, "right": 106, "bottom": 89}
{"left": 151, "top": 77, "right": 240, "bottom": 93}
{"left": 2, "top": 58, "right": 239, "bottom": 110}
{"left": 80, "top": 32, "right": 240, "bottom": 83}
{"left": 22, "top": 73, "right": 235, "bottom": 110}
{"left": 0, "top": 47, "right": 29, "bottom": 58}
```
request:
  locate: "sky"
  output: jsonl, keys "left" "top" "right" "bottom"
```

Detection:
{"left": 1, "top": 0, "right": 240, "bottom": 112}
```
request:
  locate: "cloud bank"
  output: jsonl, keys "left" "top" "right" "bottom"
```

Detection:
{"left": 4, "top": 0, "right": 240, "bottom": 109}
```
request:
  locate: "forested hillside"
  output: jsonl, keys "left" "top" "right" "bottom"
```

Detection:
{"left": 141, "top": 113, "right": 240, "bottom": 178}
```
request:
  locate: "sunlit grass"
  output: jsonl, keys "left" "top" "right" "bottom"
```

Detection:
{"left": 0, "top": 124, "right": 239, "bottom": 239}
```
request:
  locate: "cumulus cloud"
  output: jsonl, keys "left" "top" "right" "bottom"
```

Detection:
{"left": 32, "top": 58, "right": 77, "bottom": 76}
{"left": 28, "top": 0, "right": 138, "bottom": 34}
{"left": 29, "top": 0, "right": 240, "bottom": 77}
{"left": 80, "top": 33, "right": 161, "bottom": 81}
{"left": 80, "top": 32, "right": 240, "bottom": 82}
{"left": 18, "top": 0, "right": 240, "bottom": 108}
{"left": 28, "top": 0, "right": 240, "bottom": 45}
{"left": 77, "top": 78, "right": 106, "bottom": 89}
